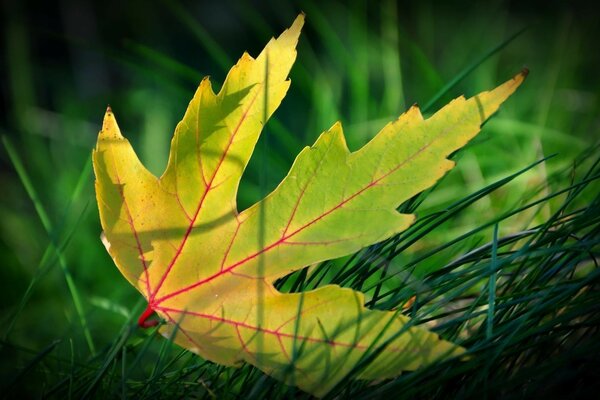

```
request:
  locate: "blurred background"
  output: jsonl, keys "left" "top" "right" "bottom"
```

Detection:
{"left": 1, "top": 0, "right": 599, "bottom": 396}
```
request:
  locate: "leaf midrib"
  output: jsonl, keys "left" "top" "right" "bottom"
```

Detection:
{"left": 152, "top": 106, "right": 470, "bottom": 306}
{"left": 149, "top": 87, "right": 262, "bottom": 302}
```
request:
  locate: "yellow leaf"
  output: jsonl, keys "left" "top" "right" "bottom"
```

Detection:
{"left": 93, "top": 14, "right": 526, "bottom": 397}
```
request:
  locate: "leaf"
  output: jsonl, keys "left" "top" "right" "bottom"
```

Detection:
{"left": 93, "top": 14, "right": 526, "bottom": 397}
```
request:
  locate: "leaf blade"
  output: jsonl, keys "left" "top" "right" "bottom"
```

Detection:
{"left": 93, "top": 15, "right": 527, "bottom": 397}
{"left": 157, "top": 282, "right": 464, "bottom": 397}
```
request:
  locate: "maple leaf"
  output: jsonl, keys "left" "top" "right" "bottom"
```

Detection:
{"left": 93, "top": 14, "right": 526, "bottom": 397}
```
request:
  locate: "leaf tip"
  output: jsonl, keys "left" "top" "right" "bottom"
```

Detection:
{"left": 509, "top": 68, "right": 528, "bottom": 89}
{"left": 100, "top": 105, "right": 123, "bottom": 139}
{"left": 280, "top": 13, "right": 305, "bottom": 43}
{"left": 200, "top": 75, "right": 212, "bottom": 87}
{"left": 294, "top": 12, "right": 306, "bottom": 27}
{"left": 397, "top": 103, "right": 423, "bottom": 123}
{"left": 409, "top": 103, "right": 421, "bottom": 113}
{"left": 329, "top": 120, "right": 348, "bottom": 138}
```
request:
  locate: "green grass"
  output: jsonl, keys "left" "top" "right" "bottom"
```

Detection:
{"left": 1, "top": 1, "right": 599, "bottom": 398}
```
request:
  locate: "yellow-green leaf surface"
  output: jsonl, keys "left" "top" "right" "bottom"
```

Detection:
{"left": 93, "top": 14, "right": 526, "bottom": 397}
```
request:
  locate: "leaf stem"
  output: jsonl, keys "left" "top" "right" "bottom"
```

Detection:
{"left": 138, "top": 304, "right": 158, "bottom": 328}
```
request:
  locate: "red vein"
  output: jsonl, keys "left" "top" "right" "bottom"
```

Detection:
{"left": 159, "top": 306, "right": 428, "bottom": 359}
{"left": 154, "top": 124, "right": 455, "bottom": 306}
{"left": 163, "top": 310, "right": 206, "bottom": 352}
{"left": 282, "top": 135, "right": 334, "bottom": 236}
{"left": 157, "top": 306, "right": 368, "bottom": 351}
{"left": 275, "top": 300, "right": 332, "bottom": 332}
{"left": 154, "top": 181, "right": 379, "bottom": 304}
{"left": 235, "top": 325, "right": 256, "bottom": 360}
{"left": 277, "top": 336, "right": 291, "bottom": 362}
{"left": 109, "top": 148, "right": 151, "bottom": 297}
{"left": 165, "top": 183, "right": 192, "bottom": 221}
{"left": 220, "top": 217, "right": 242, "bottom": 271}
{"left": 149, "top": 89, "right": 261, "bottom": 302}
{"left": 281, "top": 182, "right": 308, "bottom": 236}
{"left": 229, "top": 270, "right": 261, "bottom": 279}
